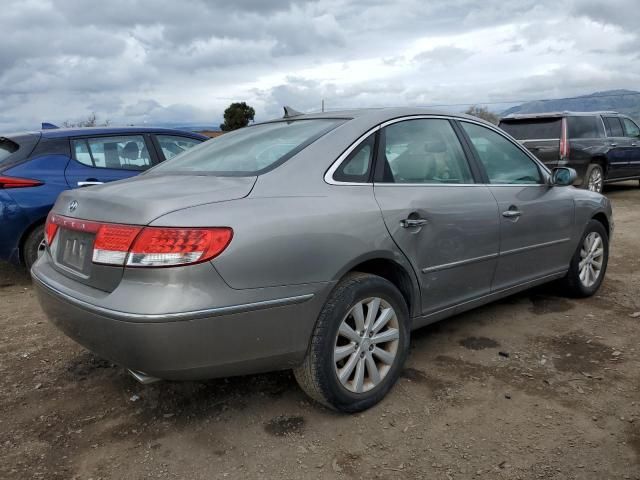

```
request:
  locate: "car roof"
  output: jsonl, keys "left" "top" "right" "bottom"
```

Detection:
{"left": 500, "top": 111, "right": 621, "bottom": 121}
{"left": 259, "top": 106, "right": 494, "bottom": 126}
{"left": 3, "top": 126, "right": 209, "bottom": 140}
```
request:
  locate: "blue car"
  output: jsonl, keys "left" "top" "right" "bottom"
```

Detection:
{"left": 0, "top": 126, "right": 207, "bottom": 268}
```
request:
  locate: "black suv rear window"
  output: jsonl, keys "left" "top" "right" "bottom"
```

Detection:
{"left": 0, "top": 138, "right": 19, "bottom": 165}
{"left": 499, "top": 119, "right": 561, "bottom": 140}
{"left": 568, "top": 116, "right": 604, "bottom": 139}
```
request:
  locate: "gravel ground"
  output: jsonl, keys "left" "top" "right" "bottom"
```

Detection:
{"left": 1, "top": 182, "right": 639, "bottom": 480}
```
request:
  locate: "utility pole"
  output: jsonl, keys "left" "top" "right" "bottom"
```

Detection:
{"left": 321, "top": 99, "right": 325, "bottom": 112}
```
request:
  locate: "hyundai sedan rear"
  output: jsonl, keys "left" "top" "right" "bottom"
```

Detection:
{"left": 32, "top": 108, "right": 613, "bottom": 412}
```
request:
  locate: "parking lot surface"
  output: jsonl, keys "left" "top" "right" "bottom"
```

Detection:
{"left": 1, "top": 182, "right": 639, "bottom": 480}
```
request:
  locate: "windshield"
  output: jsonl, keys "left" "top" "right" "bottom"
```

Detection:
{"left": 151, "top": 119, "right": 345, "bottom": 176}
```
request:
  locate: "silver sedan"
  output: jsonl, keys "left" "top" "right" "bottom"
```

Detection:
{"left": 32, "top": 108, "right": 612, "bottom": 412}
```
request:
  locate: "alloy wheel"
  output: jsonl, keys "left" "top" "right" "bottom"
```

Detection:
{"left": 334, "top": 297, "right": 399, "bottom": 394}
{"left": 587, "top": 167, "right": 603, "bottom": 193}
{"left": 579, "top": 232, "right": 604, "bottom": 288}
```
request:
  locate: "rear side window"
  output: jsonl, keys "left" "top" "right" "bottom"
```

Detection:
{"left": 499, "top": 118, "right": 562, "bottom": 140}
{"left": 73, "top": 135, "right": 152, "bottom": 170}
{"left": 603, "top": 117, "right": 624, "bottom": 137}
{"left": 378, "top": 119, "right": 474, "bottom": 184}
{"left": 622, "top": 118, "right": 640, "bottom": 138}
{"left": 156, "top": 135, "right": 203, "bottom": 160}
{"left": 461, "top": 122, "right": 542, "bottom": 184}
{"left": 333, "top": 134, "right": 375, "bottom": 182}
{"left": 151, "top": 119, "right": 344, "bottom": 176}
{"left": 568, "top": 116, "right": 604, "bottom": 139}
{"left": 0, "top": 138, "right": 19, "bottom": 165}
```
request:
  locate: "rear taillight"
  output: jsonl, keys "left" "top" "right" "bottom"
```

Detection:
{"left": 559, "top": 117, "right": 570, "bottom": 160}
{"left": 126, "top": 227, "right": 233, "bottom": 267}
{"left": 0, "top": 175, "right": 43, "bottom": 188}
{"left": 47, "top": 215, "right": 233, "bottom": 267}
{"left": 44, "top": 212, "right": 59, "bottom": 246}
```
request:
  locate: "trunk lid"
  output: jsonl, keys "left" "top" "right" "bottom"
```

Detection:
{"left": 499, "top": 118, "right": 562, "bottom": 168}
{"left": 47, "top": 174, "right": 256, "bottom": 291}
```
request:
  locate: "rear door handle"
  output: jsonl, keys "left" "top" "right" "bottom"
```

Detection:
{"left": 400, "top": 218, "right": 428, "bottom": 228}
{"left": 610, "top": 143, "right": 618, "bottom": 147}
{"left": 632, "top": 143, "right": 637, "bottom": 147}
{"left": 77, "top": 181, "right": 103, "bottom": 187}
{"left": 502, "top": 209, "right": 522, "bottom": 219}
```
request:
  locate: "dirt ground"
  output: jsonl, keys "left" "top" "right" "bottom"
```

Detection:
{"left": 1, "top": 182, "right": 639, "bottom": 480}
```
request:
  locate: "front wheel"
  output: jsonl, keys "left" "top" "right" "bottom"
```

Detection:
{"left": 584, "top": 164, "right": 604, "bottom": 193}
{"left": 294, "top": 273, "right": 410, "bottom": 412}
{"left": 558, "top": 219, "right": 609, "bottom": 297}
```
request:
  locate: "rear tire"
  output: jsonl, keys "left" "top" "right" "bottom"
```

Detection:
{"left": 294, "top": 273, "right": 410, "bottom": 413}
{"left": 583, "top": 164, "right": 604, "bottom": 193}
{"left": 23, "top": 225, "right": 46, "bottom": 271}
{"left": 558, "top": 220, "right": 608, "bottom": 298}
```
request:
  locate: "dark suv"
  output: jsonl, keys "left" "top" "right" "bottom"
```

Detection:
{"left": 498, "top": 111, "right": 640, "bottom": 193}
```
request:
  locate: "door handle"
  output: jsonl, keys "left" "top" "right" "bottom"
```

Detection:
{"left": 609, "top": 143, "right": 617, "bottom": 147}
{"left": 400, "top": 218, "right": 428, "bottom": 228}
{"left": 77, "top": 181, "right": 103, "bottom": 187}
{"left": 632, "top": 143, "right": 637, "bottom": 147}
{"left": 502, "top": 209, "right": 522, "bottom": 218}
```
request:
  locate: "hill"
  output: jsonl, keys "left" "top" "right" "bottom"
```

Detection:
{"left": 501, "top": 89, "right": 640, "bottom": 120}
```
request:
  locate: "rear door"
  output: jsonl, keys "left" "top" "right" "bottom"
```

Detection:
{"left": 620, "top": 117, "right": 640, "bottom": 177}
{"left": 602, "top": 116, "right": 633, "bottom": 179}
{"left": 498, "top": 117, "right": 562, "bottom": 168}
{"left": 458, "top": 120, "right": 575, "bottom": 291}
{"left": 372, "top": 117, "right": 500, "bottom": 315}
{"left": 64, "top": 134, "right": 157, "bottom": 188}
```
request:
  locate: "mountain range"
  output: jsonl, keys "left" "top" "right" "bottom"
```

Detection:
{"left": 501, "top": 89, "right": 640, "bottom": 120}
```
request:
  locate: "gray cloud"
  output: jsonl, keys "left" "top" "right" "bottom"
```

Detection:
{"left": 0, "top": 0, "right": 639, "bottom": 131}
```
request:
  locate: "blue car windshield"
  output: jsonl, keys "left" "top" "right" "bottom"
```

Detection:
{"left": 149, "top": 119, "right": 344, "bottom": 176}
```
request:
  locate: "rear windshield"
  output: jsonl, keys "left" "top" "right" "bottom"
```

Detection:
{"left": 150, "top": 119, "right": 345, "bottom": 176}
{"left": 0, "top": 137, "right": 19, "bottom": 165}
{"left": 499, "top": 119, "right": 562, "bottom": 140}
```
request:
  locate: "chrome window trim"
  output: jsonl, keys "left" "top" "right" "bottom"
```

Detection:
{"left": 324, "top": 115, "right": 552, "bottom": 187}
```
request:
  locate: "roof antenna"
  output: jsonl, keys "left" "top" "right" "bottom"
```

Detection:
{"left": 283, "top": 106, "right": 303, "bottom": 119}
{"left": 41, "top": 122, "right": 59, "bottom": 130}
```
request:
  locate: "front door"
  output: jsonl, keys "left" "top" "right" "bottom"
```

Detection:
{"left": 621, "top": 117, "right": 640, "bottom": 178}
{"left": 458, "top": 121, "right": 576, "bottom": 291}
{"left": 373, "top": 118, "right": 500, "bottom": 315}
{"left": 602, "top": 116, "right": 634, "bottom": 180}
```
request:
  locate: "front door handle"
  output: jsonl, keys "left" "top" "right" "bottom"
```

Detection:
{"left": 400, "top": 218, "right": 428, "bottom": 228}
{"left": 502, "top": 209, "right": 522, "bottom": 219}
{"left": 77, "top": 181, "right": 103, "bottom": 187}
{"left": 609, "top": 143, "right": 618, "bottom": 147}
{"left": 632, "top": 143, "right": 637, "bottom": 147}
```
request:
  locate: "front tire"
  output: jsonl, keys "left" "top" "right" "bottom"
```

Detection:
{"left": 23, "top": 225, "right": 46, "bottom": 271}
{"left": 559, "top": 219, "right": 609, "bottom": 297}
{"left": 294, "top": 273, "right": 410, "bottom": 412}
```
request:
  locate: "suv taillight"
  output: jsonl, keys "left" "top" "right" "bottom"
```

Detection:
{"left": 47, "top": 214, "right": 233, "bottom": 267}
{"left": 559, "top": 117, "right": 570, "bottom": 160}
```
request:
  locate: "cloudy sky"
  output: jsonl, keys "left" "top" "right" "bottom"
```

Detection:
{"left": 1, "top": 0, "right": 638, "bottom": 130}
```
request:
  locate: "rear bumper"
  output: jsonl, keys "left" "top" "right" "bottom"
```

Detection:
{"left": 32, "top": 259, "right": 331, "bottom": 380}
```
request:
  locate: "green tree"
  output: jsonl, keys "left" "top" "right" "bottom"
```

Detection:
{"left": 220, "top": 102, "right": 255, "bottom": 131}
{"left": 464, "top": 105, "right": 499, "bottom": 125}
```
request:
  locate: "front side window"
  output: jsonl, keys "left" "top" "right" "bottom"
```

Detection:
{"left": 603, "top": 116, "right": 624, "bottom": 137}
{"left": 568, "top": 116, "right": 604, "bottom": 139}
{"left": 622, "top": 118, "right": 640, "bottom": 138}
{"left": 156, "top": 135, "right": 203, "bottom": 160}
{"left": 73, "top": 135, "right": 151, "bottom": 170}
{"left": 151, "top": 119, "right": 344, "bottom": 176}
{"left": 461, "top": 122, "right": 542, "bottom": 184}
{"left": 377, "top": 119, "right": 474, "bottom": 184}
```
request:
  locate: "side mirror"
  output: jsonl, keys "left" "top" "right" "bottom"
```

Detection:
{"left": 550, "top": 167, "right": 577, "bottom": 186}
